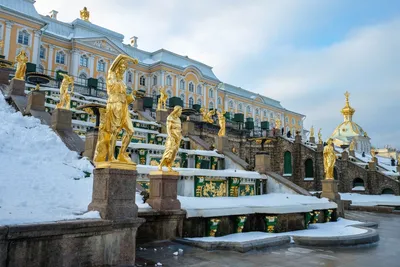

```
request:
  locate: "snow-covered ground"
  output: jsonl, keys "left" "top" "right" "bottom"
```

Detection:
{"left": 340, "top": 193, "right": 400, "bottom": 206}
{"left": 186, "top": 218, "right": 366, "bottom": 242}
{"left": 0, "top": 92, "right": 98, "bottom": 225}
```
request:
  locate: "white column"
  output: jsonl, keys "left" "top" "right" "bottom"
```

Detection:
{"left": 71, "top": 49, "right": 80, "bottom": 77}
{"left": 160, "top": 70, "right": 165, "bottom": 87}
{"left": 3, "top": 21, "right": 13, "bottom": 60}
{"left": 47, "top": 45, "right": 54, "bottom": 76}
{"left": 32, "top": 30, "right": 41, "bottom": 64}
{"left": 88, "top": 54, "right": 94, "bottom": 77}
{"left": 134, "top": 71, "right": 139, "bottom": 91}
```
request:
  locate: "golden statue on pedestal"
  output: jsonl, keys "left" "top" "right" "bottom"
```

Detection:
{"left": 14, "top": 50, "right": 28, "bottom": 80}
{"left": 323, "top": 138, "right": 336, "bottom": 179}
{"left": 318, "top": 128, "right": 323, "bottom": 144}
{"left": 80, "top": 7, "right": 90, "bottom": 22}
{"left": 157, "top": 86, "right": 168, "bottom": 111}
{"left": 93, "top": 54, "right": 139, "bottom": 169}
{"left": 275, "top": 118, "right": 281, "bottom": 129}
{"left": 200, "top": 107, "right": 215, "bottom": 124}
{"left": 217, "top": 109, "right": 226, "bottom": 137}
{"left": 158, "top": 105, "right": 183, "bottom": 172}
{"left": 310, "top": 126, "right": 314, "bottom": 138}
{"left": 56, "top": 73, "right": 74, "bottom": 110}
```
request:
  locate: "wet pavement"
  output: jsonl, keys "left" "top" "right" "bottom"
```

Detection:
{"left": 136, "top": 211, "right": 400, "bottom": 267}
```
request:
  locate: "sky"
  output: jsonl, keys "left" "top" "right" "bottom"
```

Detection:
{"left": 33, "top": 0, "right": 400, "bottom": 149}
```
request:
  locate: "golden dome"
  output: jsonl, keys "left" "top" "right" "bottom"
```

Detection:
{"left": 341, "top": 91, "right": 355, "bottom": 117}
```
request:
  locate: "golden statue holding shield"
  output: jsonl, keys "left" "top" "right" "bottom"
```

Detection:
{"left": 93, "top": 54, "right": 138, "bottom": 169}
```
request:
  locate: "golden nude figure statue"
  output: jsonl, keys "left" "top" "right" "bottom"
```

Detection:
{"left": 157, "top": 86, "right": 168, "bottom": 111}
{"left": 200, "top": 107, "right": 215, "bottom": 124}
{"left": 80, "top": 7, "right": 90, "bottom": 21}
{"left": 323, "top": 138, "right": 336, "bottom": 179}
{"left": 56, "top": 73, "right": 74, "bottom": 110}
{"left": 14, "top": 50, "right": 28, "bottom": 80}
{"left": 158, "top": 105, "right": 183, "bottom": 172}
{"left": 318, "top": 128, "right": 323, "bottom": 144}
{"left": 310, "top": 126, "right": 314, "bottom": 138}
{"left": 93, "top": 54, "right": 139, "bottom": 168}
{"left": 217, "top": 109, "right": 226, "bottom": 137}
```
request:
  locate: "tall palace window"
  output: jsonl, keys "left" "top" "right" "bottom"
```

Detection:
{"left": 17, "top": 30, "right": 30, "bottom": 45}
{"left": 56, "top": 51, "right": 65, "bottom": 64}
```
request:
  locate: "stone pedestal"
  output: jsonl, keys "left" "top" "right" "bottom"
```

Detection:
{"left": 182, "top": 121, "right": 195, "bottom": 136}
{"left": 147, "top": 171, "right": 181, "bottom": 211}
{"left": 133, "top": 97, "right": 144, "bottom": 111}
{"left": 255, "top": 152, "right": 271, "bottom": 174}
{"left": 51, "top": 108, "right": 72, "bottom": 131}
{"left": 88, "top": 168, "right": 138, "bottom": 220}
{"left": 316, "top": 144, "right": 324, "bottom": 152}
{"left": 309, "top": 136, "right": 316, "bottom": 144}
{"left": 216, "top": 135, "right": 229, "bottom": 152}
{"left": 25, "top": 91, "right": 45, "bottom": 113}
{"left": 295, "top": 134, "right": 302, "bottom": 144}
{"left": 341, "top": 151, "right": 349, "bottom": 161}
{"left": 368, "top": 161, "right": 377, "bottom": 171}
{"left": 82, "top": 129, "right": 99, "bottom": 160}
{"left": 321, "top": 179, "right": 340, "bottom": 200}
{"left": 156, "top": 109, "right": 169, "bottom": 123}
{"left": 397, "top": 165, "right": 400, "bottom": 173}
{"left": 0, "top": 68, "right": 13, "bottom": 85}
{"left": 8, "top": 78, "right": 25, "bottom": 96}
{"left": 349, "top": 150, "right": 355, "bottom": 157}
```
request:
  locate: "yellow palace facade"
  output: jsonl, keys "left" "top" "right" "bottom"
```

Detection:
{"left": 0, "top": 0, "right": 305, "bottom": 134}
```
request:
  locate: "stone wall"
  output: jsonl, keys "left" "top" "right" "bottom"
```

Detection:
{"left": 0, "top": 218, "right": 144, "bottom": 267}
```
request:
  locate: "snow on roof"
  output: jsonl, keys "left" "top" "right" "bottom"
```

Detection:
{"left": 1, "top": 0, "right": 44, "bottom": 22}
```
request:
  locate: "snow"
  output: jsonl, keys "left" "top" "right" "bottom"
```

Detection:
{"left": 179, "top": 193, "right": 337, "bottom": 218}
{"left": 304, "top": 177, "right": 314, "bottom": 181}
{"left": 0, "top": 92, "right": 99, "bottom": 225}
{"left": 340, "top": 193, "right": 400, "bottom": 207}
{"left": 186, "top": 218, "right": 366, "bottom": 242}
{"left": 352, "top": 186, "right": 365, "bottom": 191}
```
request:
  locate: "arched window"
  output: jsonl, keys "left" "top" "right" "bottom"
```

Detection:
{"left": 285, "top": 116, "right": 289, "bottom": 123}
{"left": 80, "top": 55, "right": 89, "bottom": 67}
{"left": 196, "top": 84, "right": 202, "bottom": 95}
{"left": 56, "top": 51, "right": 65, "bottom": 64}
{"left": 197, "top": 98, "right": 202, "bottom": 106}
{"left": 255, "top": 108, "right": 259, "bottom": 116}
{"left": 153, "top": 75, "right": 157, "bottom": 86}
{"left": 292, "top": 118, "right": 295, "bottom": 125}
{"left": 38, "top": 64, "right": 44, "bottom": 74}
{"left": 270, "top": 112, "right": 274, "bottom": 120}
{"left": 209, "top": 101, "right": 214, "bottom": 110}
{"left": 209, "top": 88, "right": 214, "bottom": 98}
{"left": 18, "top": 30, "right": 30, "bottom": 45}
{"left": 217, "top": 97, "right": 222, "bottom": 106}
{"left": 246, "top": 105, "right": 251, "bottom": 114}
{"left": 97, "top": 59, "right": 105, "bottom": 72}
{"left": 78, "top": 73, "right": 87, "bottom": 86}
{"left": 353, "top": 178, "right": 364, "bottom": 188}
{"left": 139, "top": 75, "right": 146, "bottom": 86}
{"left": 255, "top": 118, "right": 259, "bottom": 127}
{"left": 382, "top": 188, "right": 395, "bottom": 195}
{"left": 40, "top": 46, "right": 46, "bottom": 59}
{"left": 189, "top": 97, "right": 194, "bottom": 108}
{"left": 238, "top": 103, "right": 243, "bottom": 112}
{"left": 264, "top": 110, "right": 268, "bottom": 117}
{"left": 179, "top": 79, "right": 185, "bottom": 90}
{"left": 98, "top": 77, "right": 106, "bottom": 90}
{"left": 189, "top": 82, "right": 194, "bottom": 92}
{"left": 127, "top": 71, "right": 132, "bottom": 83}
{"left": 284, "top": 151, "right": 292, "bottom": 174}
{"left": 229, "top": 100, "right": 233, "bottom": 109}
{"left": 180, "top": 94, "right": 185, "bottom": 107}
{"left": 304, "top": 159, "right": 314, "bottom": 178}
{"left": 166, "top": 75, "right": 172, "bottom": 86}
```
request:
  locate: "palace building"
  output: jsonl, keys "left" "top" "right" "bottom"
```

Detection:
{"left": 0, "top": 0, "right": 305, "bottom": 133}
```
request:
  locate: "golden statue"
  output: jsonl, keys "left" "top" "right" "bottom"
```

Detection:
{"left": 349, "top": 139, "right": 355, "bottom": 151}
{"left": 200, "top": 107, "right": 215, "bottom": 124}
{"left": 217, "top": 109, "right": 226, "bottom": 136}
{"left": 56, "top": 73, "right": 74, "bottom": 110}
{"left": 370, "top": 149, "right": 376, "bottom": 159}
{"left": 310, "top": 126, "right": 314, "bottom": 138}
{"left": 158, "top": 105, "right": 183, "bottom": 172}
{"left": 323, "top": 138, "right": 336, "bottom": 179}
{"left": 34, "top": 84, "right": 40, "bottom": 91}
{"left": 157, "top": 86, "right": 168, "bottom": 111}
{"left": 14, "top": 50, "right": 28, "bottom": 80}
{"left": 80, "top": 7, "right": 90, "bottom": 22}
{"left": 318, "top": 128, "right": 323, "bottom": 144}
{"left": 275, "top": 118, "right": 281, "bottom": 129}
{"left": 93, "top": 54, "right": 139, "bottom": 168}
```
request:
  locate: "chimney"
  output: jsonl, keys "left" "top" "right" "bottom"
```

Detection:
{"left": 49, "top": 10, "right": 58, "bottom": 20}
{"left": 130, "top": 36, "right": 138, "bottom": 48}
